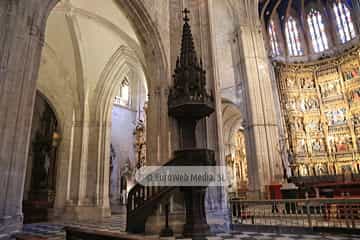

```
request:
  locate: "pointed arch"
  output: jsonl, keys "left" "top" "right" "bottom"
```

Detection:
{"left": 94, "top": 45, "right": 144, "bottom": 123}
{"left": 84, "top": 45, "right": 145, "bottom": 205}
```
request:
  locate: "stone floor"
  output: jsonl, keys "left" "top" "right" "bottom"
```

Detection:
{"left": 20, "top": 222, "right": 360, "bottom": 240}
{"left": 17, "top": 206, "right": 360, "bottom": 240}
{"left": 198, "top": 232, "right": 360, "bottom": 240}
{"left": 21, "top": 214, "right": 126, "bottom": 239}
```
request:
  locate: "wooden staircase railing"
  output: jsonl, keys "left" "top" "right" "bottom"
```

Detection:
{"left": 126, "top": 157, "right": 182, "bottom": 233}
{"left": 126, "top": 184, "right": 176, "bottom": 233}
{"left": 126, "top": 149, "right": 215, "bottom": 233}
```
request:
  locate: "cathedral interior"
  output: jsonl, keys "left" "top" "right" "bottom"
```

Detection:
{"left": 2, "top": 0, "right": 360, "bottom": 240}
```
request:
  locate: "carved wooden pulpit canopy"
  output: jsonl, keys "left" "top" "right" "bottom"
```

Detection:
{"left": 168, "top": 8, "right": 214, "bottom": 149}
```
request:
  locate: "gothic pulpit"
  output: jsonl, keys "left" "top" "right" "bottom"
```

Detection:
{"left": 168, "top": 9, "right": 215, "bottom": 238}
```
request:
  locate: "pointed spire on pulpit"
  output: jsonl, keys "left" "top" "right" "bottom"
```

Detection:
{"left": 180, "top": 8, "right": 198, "bottom": 67}
{"left": 168, "top": 8, "right": 214, "bottom": 119}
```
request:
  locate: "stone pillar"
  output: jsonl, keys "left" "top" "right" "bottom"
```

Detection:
{"left": 84, "top": 120, "right": 111, "bottom": 219}
{"left": 59, "top": 117, "right": 112, "bottom": 221}
{"left": 0, "top": 0, "right": 59, "bottom": 238}
{"left": 206, "top": 0, "right": 231, "bottom": 232}
{"left": 232, "top": 1, "right": 284, "bottom": 197}
{"left": 52, "top": 119, "right": 73, "bottom": 218}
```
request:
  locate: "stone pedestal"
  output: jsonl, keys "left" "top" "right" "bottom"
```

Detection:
{"left": 182, "top": 187, "right": 210, "bottom": 238}
{"left": 0, "top": 0, "right": 58, "bottom": 237}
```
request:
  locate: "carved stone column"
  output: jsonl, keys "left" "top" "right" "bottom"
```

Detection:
{"left": 0, "top": 0, "right": 58, "bottom": 237}
{"left": 232, "top": 1, "right": 284, "bottom": 196}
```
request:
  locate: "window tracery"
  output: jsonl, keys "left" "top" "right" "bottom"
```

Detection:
{"left": 333, "top": 1, "right": 356, "bottom": 43}
{"left": 307, "top": 8, "right": 329, "bottom": 53}
{"left": 268, "top": 20, "right": 280, "bottom": 56}
{"left": 285, "top": 16, "right": 303, "bottom": 56}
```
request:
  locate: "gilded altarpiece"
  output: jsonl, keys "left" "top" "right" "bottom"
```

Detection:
{"left": 226, "top": 130, "right": 248, "bottom": 197}
{"left": 276, "top": 48, "right": 360, "bottom": 178}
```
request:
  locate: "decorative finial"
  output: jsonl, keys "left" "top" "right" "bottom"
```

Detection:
{"left": 183, "top": 8, "right": 190, "bottom": 22}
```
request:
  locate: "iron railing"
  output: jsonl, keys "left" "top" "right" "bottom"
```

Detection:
{"left": 230, "top": 198, "right": 360, "bottom": 229}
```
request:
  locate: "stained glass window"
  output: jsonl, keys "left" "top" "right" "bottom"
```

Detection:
{"left": 268, "top": 20, "right": 280, "bottom": 56}
{"left": 285, "top": 16, "right": 303, "bottom": 56}
{"left": 333, "top": 1, "right": 356, "bottom": 43}
{"left": 307, "top": 9, "right": 329, "bottom": 53}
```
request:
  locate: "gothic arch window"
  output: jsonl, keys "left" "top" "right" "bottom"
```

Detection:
{"left": 268, "top": 20, "right": 280, "bottom": 56}
{"left": 333, "top": 1, "right": 356, "bottom": 43}
{"left": 115, "top": 78, "right": 130, "bottom": 106}
{"left": 307, "top": 8, "right": 329, "bottom": 53}
{"left": 285, "top": 16, "right": 303, "bottom": 56}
